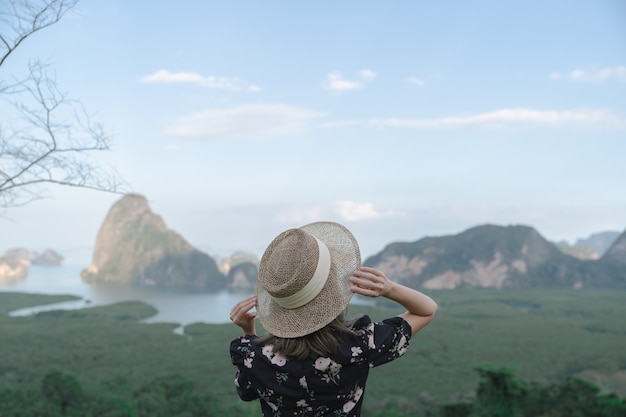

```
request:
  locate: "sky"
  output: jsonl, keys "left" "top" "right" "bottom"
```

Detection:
{"left": 1, "top": 0, "right": 625, "bottom": 261}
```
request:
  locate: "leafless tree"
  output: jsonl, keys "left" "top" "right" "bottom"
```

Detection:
{"left": 0, "top": 0, "right": 128, "bottom": 210}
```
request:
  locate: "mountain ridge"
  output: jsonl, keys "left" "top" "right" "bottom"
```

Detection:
{"left": 363, "top": 224, "right": 626, "bottom": 289}
{"left": 73, "top": 194, "right": 626, "bottom": 290}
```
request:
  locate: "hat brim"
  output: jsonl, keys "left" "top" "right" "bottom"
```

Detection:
{"left": 256, "top": 221, "right": 361, "bottom": 338}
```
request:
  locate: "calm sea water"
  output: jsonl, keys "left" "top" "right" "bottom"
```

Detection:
{"left": 0, "top": 252, "right": 374, "bottom": 327}
{"left": 0, "top": 255, "right": 252, "bottom": 326}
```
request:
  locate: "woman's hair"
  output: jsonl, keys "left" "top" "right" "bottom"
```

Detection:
{"left": 257, "top": 311, "right": 355, "bottom": 360}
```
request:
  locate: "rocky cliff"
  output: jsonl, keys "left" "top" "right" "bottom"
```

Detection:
{"left": 364, "top": 224, "right": 626, "bottom": 289}
{"left": 81, "top": 194, "right": 226, "bottom": 289}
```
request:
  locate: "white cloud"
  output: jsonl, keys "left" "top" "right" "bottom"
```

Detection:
{"left": 373, "top": 107, "right": 620, "bottom": 129}
{"left": 326, "top": 73, "right": 361, "bottom": 91}
{"left": 550, "top": 66, "right": 626, "bottom": 83}
{"left": 335, "top": 200, "right": 385, "bottom": 221}
{"left": 140, "top": 69, "right": 261, "bottom": 92}
{"left": 406, "top": 76, "right": 425, "bottom": 87}
{"left": 360, "top": 69, "right": 377, "bottom": 80}
{"left": 164, "top": 104, "right": 322, "bottom": 139}
{"left": 275, "top": 200, "right": 402, "bottom": 224}
{"left": 325, "top": 69, "right": 377, "bottom": 92}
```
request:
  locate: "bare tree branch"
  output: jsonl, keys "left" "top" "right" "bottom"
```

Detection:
{"left": 0, "top": 0, "right": 129, "bottom": 210}
{"left": 0, "top": 0, "right": 78, "bottom": 66}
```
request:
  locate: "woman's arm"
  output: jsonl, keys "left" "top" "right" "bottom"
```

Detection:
{"left": 350, "top": 266, "right": 438, "bottom": 335}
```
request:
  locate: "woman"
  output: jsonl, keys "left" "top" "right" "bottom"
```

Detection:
{"left": 230, "top": 221, "right": 437, "bottom": 416}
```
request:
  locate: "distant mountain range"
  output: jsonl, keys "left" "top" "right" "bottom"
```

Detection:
{"left": 45, "top": 194, "right": 622, "bottom": 291}
{"left": 554, "top": 230, "right": 620, "bottom": 260}
{"left": 4, "top": 195, "right": 622, "bottom": 291}
{"left": 574, "top": 231, "right": 621, "bottom": 255}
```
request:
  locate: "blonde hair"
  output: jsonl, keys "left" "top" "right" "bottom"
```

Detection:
{"left": 257, "top": 312, "right": 355, "bottom": 360}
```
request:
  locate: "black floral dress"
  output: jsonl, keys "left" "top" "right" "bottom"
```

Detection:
{"left": 229, "top": 315, "right": 412, "bottom": 417}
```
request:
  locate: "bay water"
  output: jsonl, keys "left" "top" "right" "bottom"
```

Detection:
{"left": 0, "top": 253, "right": 251, "bottom": 326}
{"left": 0, "top": 251, "right": 374, "bottom": 327}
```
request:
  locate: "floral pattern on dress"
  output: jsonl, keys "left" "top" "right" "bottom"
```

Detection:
{"left": 230, "top": 315, "right": 412, "bottom": 417}
{"left": 313, "top": 357, "right": 342, "bottom": 384}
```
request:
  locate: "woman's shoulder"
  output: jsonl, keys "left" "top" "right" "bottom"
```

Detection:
{"left": 231, "top": 334, "right": 258, "bottom": 345}
{"left": 348, "top": 314, "right": 412, "bottom": 350}
{"left": 350, "top": 314, "right": 374, "bottom": 331}
{"left": 344, "top": 314, "right": 412, "bottom": 367}
{"left": 350, "top": 314, "right": 409, "bottom": 332}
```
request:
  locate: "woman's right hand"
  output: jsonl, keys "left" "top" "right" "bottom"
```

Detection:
{"left": 230, "top": 295, "right": 257, "bottom": 335}
{"left": 350, "top": 266, "right": 394, "bottom": 298}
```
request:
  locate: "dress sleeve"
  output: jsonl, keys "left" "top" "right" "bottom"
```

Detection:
{"left": 229, "top": 336, "right": 259, "bottom": 401}
{"left": 352, "top": 315, "right": 412, "bottom": 368}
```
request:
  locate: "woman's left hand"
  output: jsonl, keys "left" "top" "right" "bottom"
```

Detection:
{"left": 350, "top": 267, "right": 393, "bottom": 298}
{"left": 230, "top": 295, "right": 257, "bottom": 335}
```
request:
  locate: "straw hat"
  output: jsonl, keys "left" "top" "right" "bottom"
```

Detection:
{"left": 256, "top": 221, "right": 361, "bottom": 338}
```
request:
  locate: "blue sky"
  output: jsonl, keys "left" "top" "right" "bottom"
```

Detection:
{"left": 2, "top": 0, "right": 625, "bottom": 259}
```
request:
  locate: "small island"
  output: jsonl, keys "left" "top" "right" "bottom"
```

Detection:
{"left": 0, "top": 248, "right": 64, "bottom": 284}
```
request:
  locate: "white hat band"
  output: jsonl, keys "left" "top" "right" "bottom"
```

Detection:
{"left": 273, "top": 237, "right": 331, "bottom": 309}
